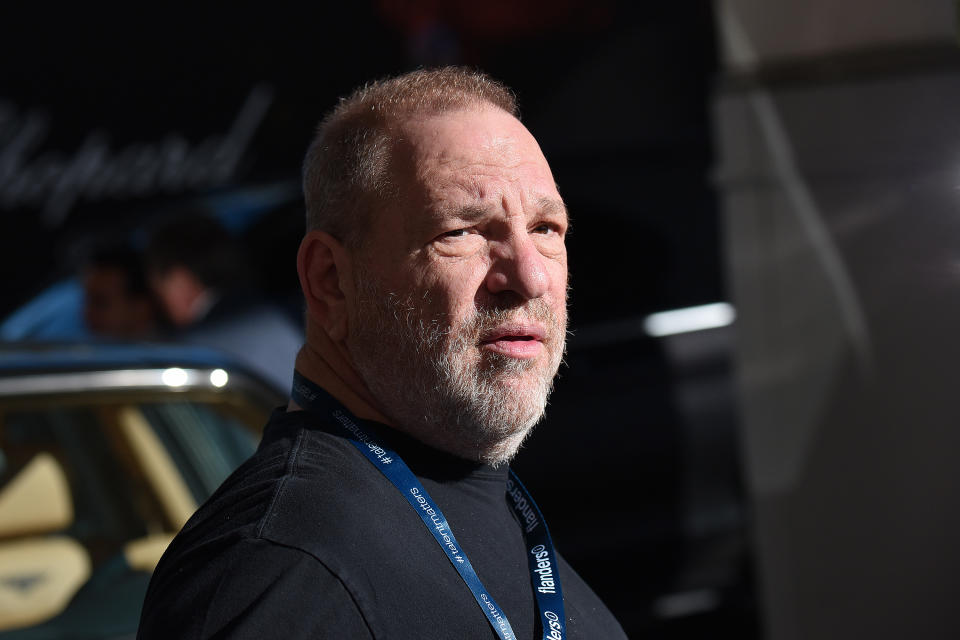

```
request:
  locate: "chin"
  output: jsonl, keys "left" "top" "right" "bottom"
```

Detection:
{"left": 476, "top": 422, "right": 539, "bottom": 468}
{"left": 465, "top": 385, "right": 550, "bottom": 464}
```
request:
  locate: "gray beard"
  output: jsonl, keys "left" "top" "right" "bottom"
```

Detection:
{"left": 348, "top": 268, "right": 566, "bottom": 466}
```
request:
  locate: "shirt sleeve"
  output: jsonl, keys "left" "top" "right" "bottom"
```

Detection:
{"left": 138, "top": 536, "right": 375, "bottom": 640}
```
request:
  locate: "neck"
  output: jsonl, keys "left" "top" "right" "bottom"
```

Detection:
{"left": 289, "top": 324, "right": 392, "bottom": 425}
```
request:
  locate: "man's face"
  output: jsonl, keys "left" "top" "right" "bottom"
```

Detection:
{"left": 83, "top": 267, "right": 156, "bottom": 337}
{"left": 346, "top": 106, "right": 569, "bottom": 464}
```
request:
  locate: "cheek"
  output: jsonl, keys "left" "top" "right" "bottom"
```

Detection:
{"left": 414, "top": 261, "right": 489, "bottom": 315}
{"left": 547, "top": 259, "right": 569, "bottom": 300}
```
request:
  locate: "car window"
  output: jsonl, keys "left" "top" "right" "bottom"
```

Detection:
{"left": 0, "top": 393, "right": 263, "bottom": 637}
{"left": 141, "top": 402, "right": 258, "bottom": 505}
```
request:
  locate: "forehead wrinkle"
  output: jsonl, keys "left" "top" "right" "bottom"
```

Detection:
{"left": 427, "top": 175, "right": 564, "bottom": 220}
{"left": 426, "top": 156, "right": 553, "bottom": 195}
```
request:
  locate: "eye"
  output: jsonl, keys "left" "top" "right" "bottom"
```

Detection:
{"left": 431, "top": 226, "right": 483, "bottom": 256}
{"left": 532, "top": 223, "right": 563, "bottom": 236}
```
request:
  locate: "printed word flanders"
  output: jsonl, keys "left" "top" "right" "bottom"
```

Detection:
{"left": 531, "top": 544, "right": 557, "bottom": 594}
{"left": 544, "top": 610, "right": 563, "bottom": 640}
{"left": 507, "top": 477, "right": 539, "bottom": 533}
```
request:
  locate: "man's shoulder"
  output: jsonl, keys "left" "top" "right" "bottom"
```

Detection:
{"left": 175, "top": 409, "right": 391, "bottom": 556}
{"left": 554, "top": 553, "right": 630, "bottom": 639}
{"left": 138, "top": 535, "right": 375, "bottom": 639}
{"left": 159, "top": 408, "right": 418, "bottom": 578}
{"left": 140, "top": 410, "right": 392, "bottom": 636}
{"left": 252, "top": 413, "right": 401, "bottom": 553}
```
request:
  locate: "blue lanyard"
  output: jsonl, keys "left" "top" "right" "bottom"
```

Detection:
{"left": 291, "top": 372, "right": 566, "bottom": 640}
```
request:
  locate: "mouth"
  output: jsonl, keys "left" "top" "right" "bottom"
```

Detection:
{"left": 478, "top": 324, "right": 546, "bottom": 359}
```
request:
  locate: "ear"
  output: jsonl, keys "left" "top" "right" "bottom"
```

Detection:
{"left": 297, "top": 230, "right": 352, "bottom": 341}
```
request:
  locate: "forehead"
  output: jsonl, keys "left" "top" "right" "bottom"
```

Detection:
{"left": 391, "top": 106, "right": 561, "bottom": 214}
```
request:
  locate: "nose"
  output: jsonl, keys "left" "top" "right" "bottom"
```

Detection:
{"left": 484, "top": 232, "right": 551, "bottom": 301}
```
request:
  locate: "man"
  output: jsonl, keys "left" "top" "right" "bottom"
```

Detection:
{"left": 144, "top": 213, "right": 302, "bottom": 392}
{"left": 138, "top": 68, "right": 626, "bottom": 639}
{"left": 81, "top": 240, "right": 159, "bottom": 338}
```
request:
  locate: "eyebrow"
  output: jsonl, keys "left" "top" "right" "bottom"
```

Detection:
{"left": 444, "top": 198, "right": 569, "bottom": 224}
{"left": 447, "top": 204, "right": 491, "bottom": 223}
{"left": 537, "top": 197, "right": 569, "bottom": 223}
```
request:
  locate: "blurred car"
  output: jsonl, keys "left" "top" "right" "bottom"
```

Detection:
{"left": 0, "top": 343, "right": 283, "bottom": 639}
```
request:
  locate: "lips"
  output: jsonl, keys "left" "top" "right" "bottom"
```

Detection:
{"left": 478, "top": 323, "right": 546, "bottom": 359}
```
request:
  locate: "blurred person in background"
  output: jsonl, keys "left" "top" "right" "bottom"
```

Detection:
{"left": 144, "top": 212, "right": 302, "bottom": 392}
{"left": 138, "top": 68, "right": 626, "bottom": 640}
{"left": 81, "top": 239, "right": 160, "bottom": 339}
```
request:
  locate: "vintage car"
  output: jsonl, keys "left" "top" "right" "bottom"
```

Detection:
{"left": 0, "top": 343, "right": 282, "bottom": 639}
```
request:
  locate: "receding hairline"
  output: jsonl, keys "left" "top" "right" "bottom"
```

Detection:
{"left": 302, "top": 68, "right": 522, "bottom": 245}
{"left": 331, "top": 67, "right": 519, "bottom": 121}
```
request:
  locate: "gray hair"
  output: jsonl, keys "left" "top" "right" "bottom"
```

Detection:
{"left": 301, "top": 67, "right": 519, "bottom": 248}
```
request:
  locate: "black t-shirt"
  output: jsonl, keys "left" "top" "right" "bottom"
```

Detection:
{"left": 137, "top": 405, "right": 627, "bottom": 639}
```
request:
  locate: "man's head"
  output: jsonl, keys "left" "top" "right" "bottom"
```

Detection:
{"left": 144, "top": 213, "right": 246, "bottom": 327}
{"left": 299, "top": 68, "right": 568, "bottom": 465}
{"left": 302, "top": 68, "right": 518, "bottom": 249}
{"left": 81, "top": 242, "right": 157, "bottom": 338}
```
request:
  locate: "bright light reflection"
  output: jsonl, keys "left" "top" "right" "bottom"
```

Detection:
{"left": 161, "top": 367, "right": 189, "bottom": 387}
{"left": 643, "top": 302, "right": 736, "bottom": 337}
{"left": 209, "top": 369, "right": 229, "bottom": 388}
